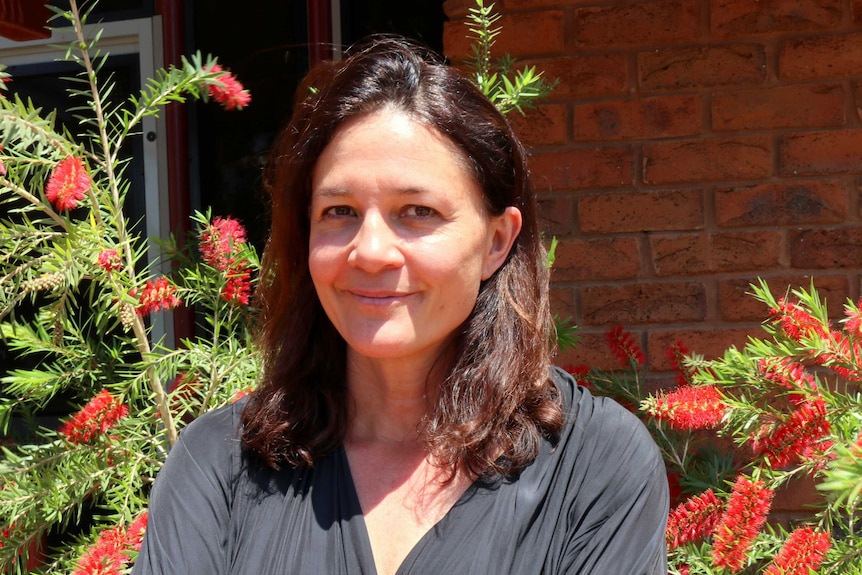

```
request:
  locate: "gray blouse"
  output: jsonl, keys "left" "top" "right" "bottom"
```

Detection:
{"left": 132, "top": 367, "right": 668, "bottom": 574}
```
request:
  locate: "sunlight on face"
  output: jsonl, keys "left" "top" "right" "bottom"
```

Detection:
{"left": 308, "top": 109, "right": 518, "bottom": 368}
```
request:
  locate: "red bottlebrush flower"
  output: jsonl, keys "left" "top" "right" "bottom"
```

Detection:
{"left": 96, "top": 249, "right": 122, "bottom": 272}
{"left": 666, "top": 488, "right": 723, "bottom": 550}
{"left": 711, "top": 475, "right": 774, "bottom": 573}
{"left": 813, "top": 331, "right": 862, "bottom": 381}
{"left": 564, "top": 364, "right": 592, "bottom": 388}
{"left": 58, "top": 389, "right": 129, "bottom": 444}
{"left": 0, "top": 523, "right": 11, "bottom": 548}
{"left": 232, "top": 387, "right": 253, "bottom": 403}
{"left": 844, "top": 299, "right": 862, "bottom": 337}
{"left": 646, "top": 384, "right": 727, "bottom": 430}
{"left": 125, "top": 512, "right": 148, "bottom": 552}
{"left": 72, "top": 524, "right": 127, "bottom": 575}
{"left": 72, "top": 513, "right": 148, "bottom": 575}
{"left": 222, "top": 264, "right": 251, "bottom": 305}
{"left": 770, "top": 298, "right": 829, "bottom": 342}
{"left": 45, "top": 156, "right": 90, "bottom": 211}
{"left": 199, "top": 216, "right": 247, "bottom": 271}
{"left": 205, "top": 64, "right": 251, "bottom": 110}
{"left": 199, "top": 216, "right": 252, "bottom": 305}
{"left": 753, "top": 398, "right": 831, "bottom": 469}
{"left": 607, "top": 325, "right": 645, "bottom": 367}
{"left": 764, "top": 526, "right": 831, "bottom": 575}
{"left": 667, "top": 341, "right": 693, "bottom": 386}
{"left": 135, "top": 276, "right": 181, "bottom": 316}
{"left": 758, "top": 358, "right": 817, "bottom": 394}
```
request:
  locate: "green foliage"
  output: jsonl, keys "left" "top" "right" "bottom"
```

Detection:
{"left": 0, "top": 1, "right": 259, "bottom": 571}
{"left": 466, "top": 0, "right": 557, "bottom": 115}
{"left": 580, "top": 279, "right": 862, "bottom": 573}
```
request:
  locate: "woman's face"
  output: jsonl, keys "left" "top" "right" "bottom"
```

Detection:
{"left": 308, "top": 109, "right": 520, "bottom": 366}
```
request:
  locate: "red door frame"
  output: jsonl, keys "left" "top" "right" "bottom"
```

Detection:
{"left": 308, "top": 0, "right": 334, "bottom": 66}
{"left": 155, "top": 0, "right": 194, "bottom": 345}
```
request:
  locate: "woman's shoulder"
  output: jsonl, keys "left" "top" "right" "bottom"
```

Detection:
{"left": 549, "top": 365, "right": 662, "bottom": 469}
{"left": 168, "top": 399, "right": 246, "bottom": 468}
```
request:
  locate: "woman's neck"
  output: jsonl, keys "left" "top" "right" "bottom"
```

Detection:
{"left": 345, "top": 352, "right": 444, "bottom": 445}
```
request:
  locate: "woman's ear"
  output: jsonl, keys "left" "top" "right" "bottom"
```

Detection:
{"left": 482, "top": 206, "right": 522, "bottom": 280}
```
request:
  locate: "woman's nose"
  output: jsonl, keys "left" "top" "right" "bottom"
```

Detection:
{"left": 347, "top": 213, "right": 403, "bottom": 272}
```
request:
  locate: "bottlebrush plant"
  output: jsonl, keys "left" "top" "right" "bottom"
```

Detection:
{"left": 0, "top": 1, "right": 257, "bottom": 572}
{"left": 577, "top": 280, "right": 862, "bottom": 574}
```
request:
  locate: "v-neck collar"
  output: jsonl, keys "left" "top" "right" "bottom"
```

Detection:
{"left": 336, "top": 444, "right": 487, "bottom": 575}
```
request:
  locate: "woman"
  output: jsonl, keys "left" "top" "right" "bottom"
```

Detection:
{"left": 133, "top": 37, "right": 668, "bottom": 574}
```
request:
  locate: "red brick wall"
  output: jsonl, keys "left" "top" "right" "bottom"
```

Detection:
{"left": 444, "top": 0, "right": 862, "bottom": 376}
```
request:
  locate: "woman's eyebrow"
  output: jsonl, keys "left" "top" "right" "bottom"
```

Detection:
{"left": 312, "top": 187, "right": 430, "bottom": 198}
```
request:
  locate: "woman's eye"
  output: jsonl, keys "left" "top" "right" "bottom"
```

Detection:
{"left": 404, "top": 205, "right": 436, "bottom": 218}
{"left": 323, "top": 205, "right": 355, "bottom": 218}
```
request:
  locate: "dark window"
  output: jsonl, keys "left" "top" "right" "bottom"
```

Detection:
{"left": 340, "top": 0, "right": 444, "bottom": 53}
{"left": 186, "top": 1, "right": 445, "bottom": 252}
{"left": 50, "top": 0, "right": 156, "bottom": 23}
{"left": 187, "top": 0, "right": 309, "bottom": 251}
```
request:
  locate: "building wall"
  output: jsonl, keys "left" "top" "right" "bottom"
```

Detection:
{"left": 444, "top": 0, "right": 862, "bottom": 377}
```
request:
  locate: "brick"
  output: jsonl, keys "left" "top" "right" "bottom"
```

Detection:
{"left": 555, "top": 330, "right": 625, "bottom": 372}
{"left": 581, "top": 282, "right": 707, "bottom": 325}
{"left": 442, "top": 0, "right": 473, "bottom": 19}
{"left": 579, "top": 189, "right": 704, "bottom": 234}
{"left": 650, "top": 231, "right": 782, "bottom": 276}
{"left": 443, "top": 10, "right": 564, "bottom": 62}
{"left": 712, "top": 84, "right": 845, "bottom": 131}
{"left": 573, "top": 0, "right": 700, "bottom": 48}
{"left": 530, "top": 147, "right": 634, "bottom": 191}
{"left": 858, "top": 177, "right": 862, "bottom": 218}
{"left": 504, "top": 0, "right": 580, "bottom": 9}
{"left": 443, "top": 20, "right": 479, "bottom": 63}
{"left": 715, "top": 180, "right": 848, "bottom": 227}
{"left": 551, "top": 237, "right": 640, "bottom": 281}
{"left": 856, "top": 83, "right": 862, "bottom": 122}
{"left": 790, "top": 227, "right": 862, "bottom": 268}
{"left": 718, "top": 275, "right": 849, "bottom": 322}
{"left": 643, "top": 136, "right": 772, "bottom": 185}
{"left": 573, "top": 94, "right": 702, "bottom": 142}
{"left": 779, "top": 33, "right": 862, "bottom": 81}
{"left": 638, "top": 45, "right": 767, "bottom": 91}
{"left": 509, "top": 103, "right": 568, "bottom": 147}
{"left": 780, "top": 129, "right": 862, "bottom": 176}
{"left": 550, "top": 285, "right": 575, "bottom": 317}
{"left": 537, "top": 195, "right": 574, "bottom": 236}
{"left": 550, "top": 286, "right": 576, "bottom": 336}
{"left": 523, "top": 55, "right": 628, "bottom": 99}
{"left": 711, "top": 0, "right": 842, "bottom": 37}
{"left": 647, "top": 327, "right": 762, "bottom": 370}
{"left": 773, "top": 475, "right": 822, "bottom": 512}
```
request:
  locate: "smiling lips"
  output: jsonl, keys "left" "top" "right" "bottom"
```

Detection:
{"left": 346, "top": 289, "right": 414, "bottom": 306}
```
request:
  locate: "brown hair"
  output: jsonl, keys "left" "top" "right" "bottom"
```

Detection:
{"left": 241, "top": 35, "right": 562, "bottom": 477}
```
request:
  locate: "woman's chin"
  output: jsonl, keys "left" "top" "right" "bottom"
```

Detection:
{"left": 345, "top": 335, "right": 447, "bottom": 366}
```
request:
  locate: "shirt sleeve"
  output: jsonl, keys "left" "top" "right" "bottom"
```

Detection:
{"left": 132, "top": 404, "right": 241, "bottom": 575}
{"left": 559, "top": 393, "right": 669, "bottom": 575}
